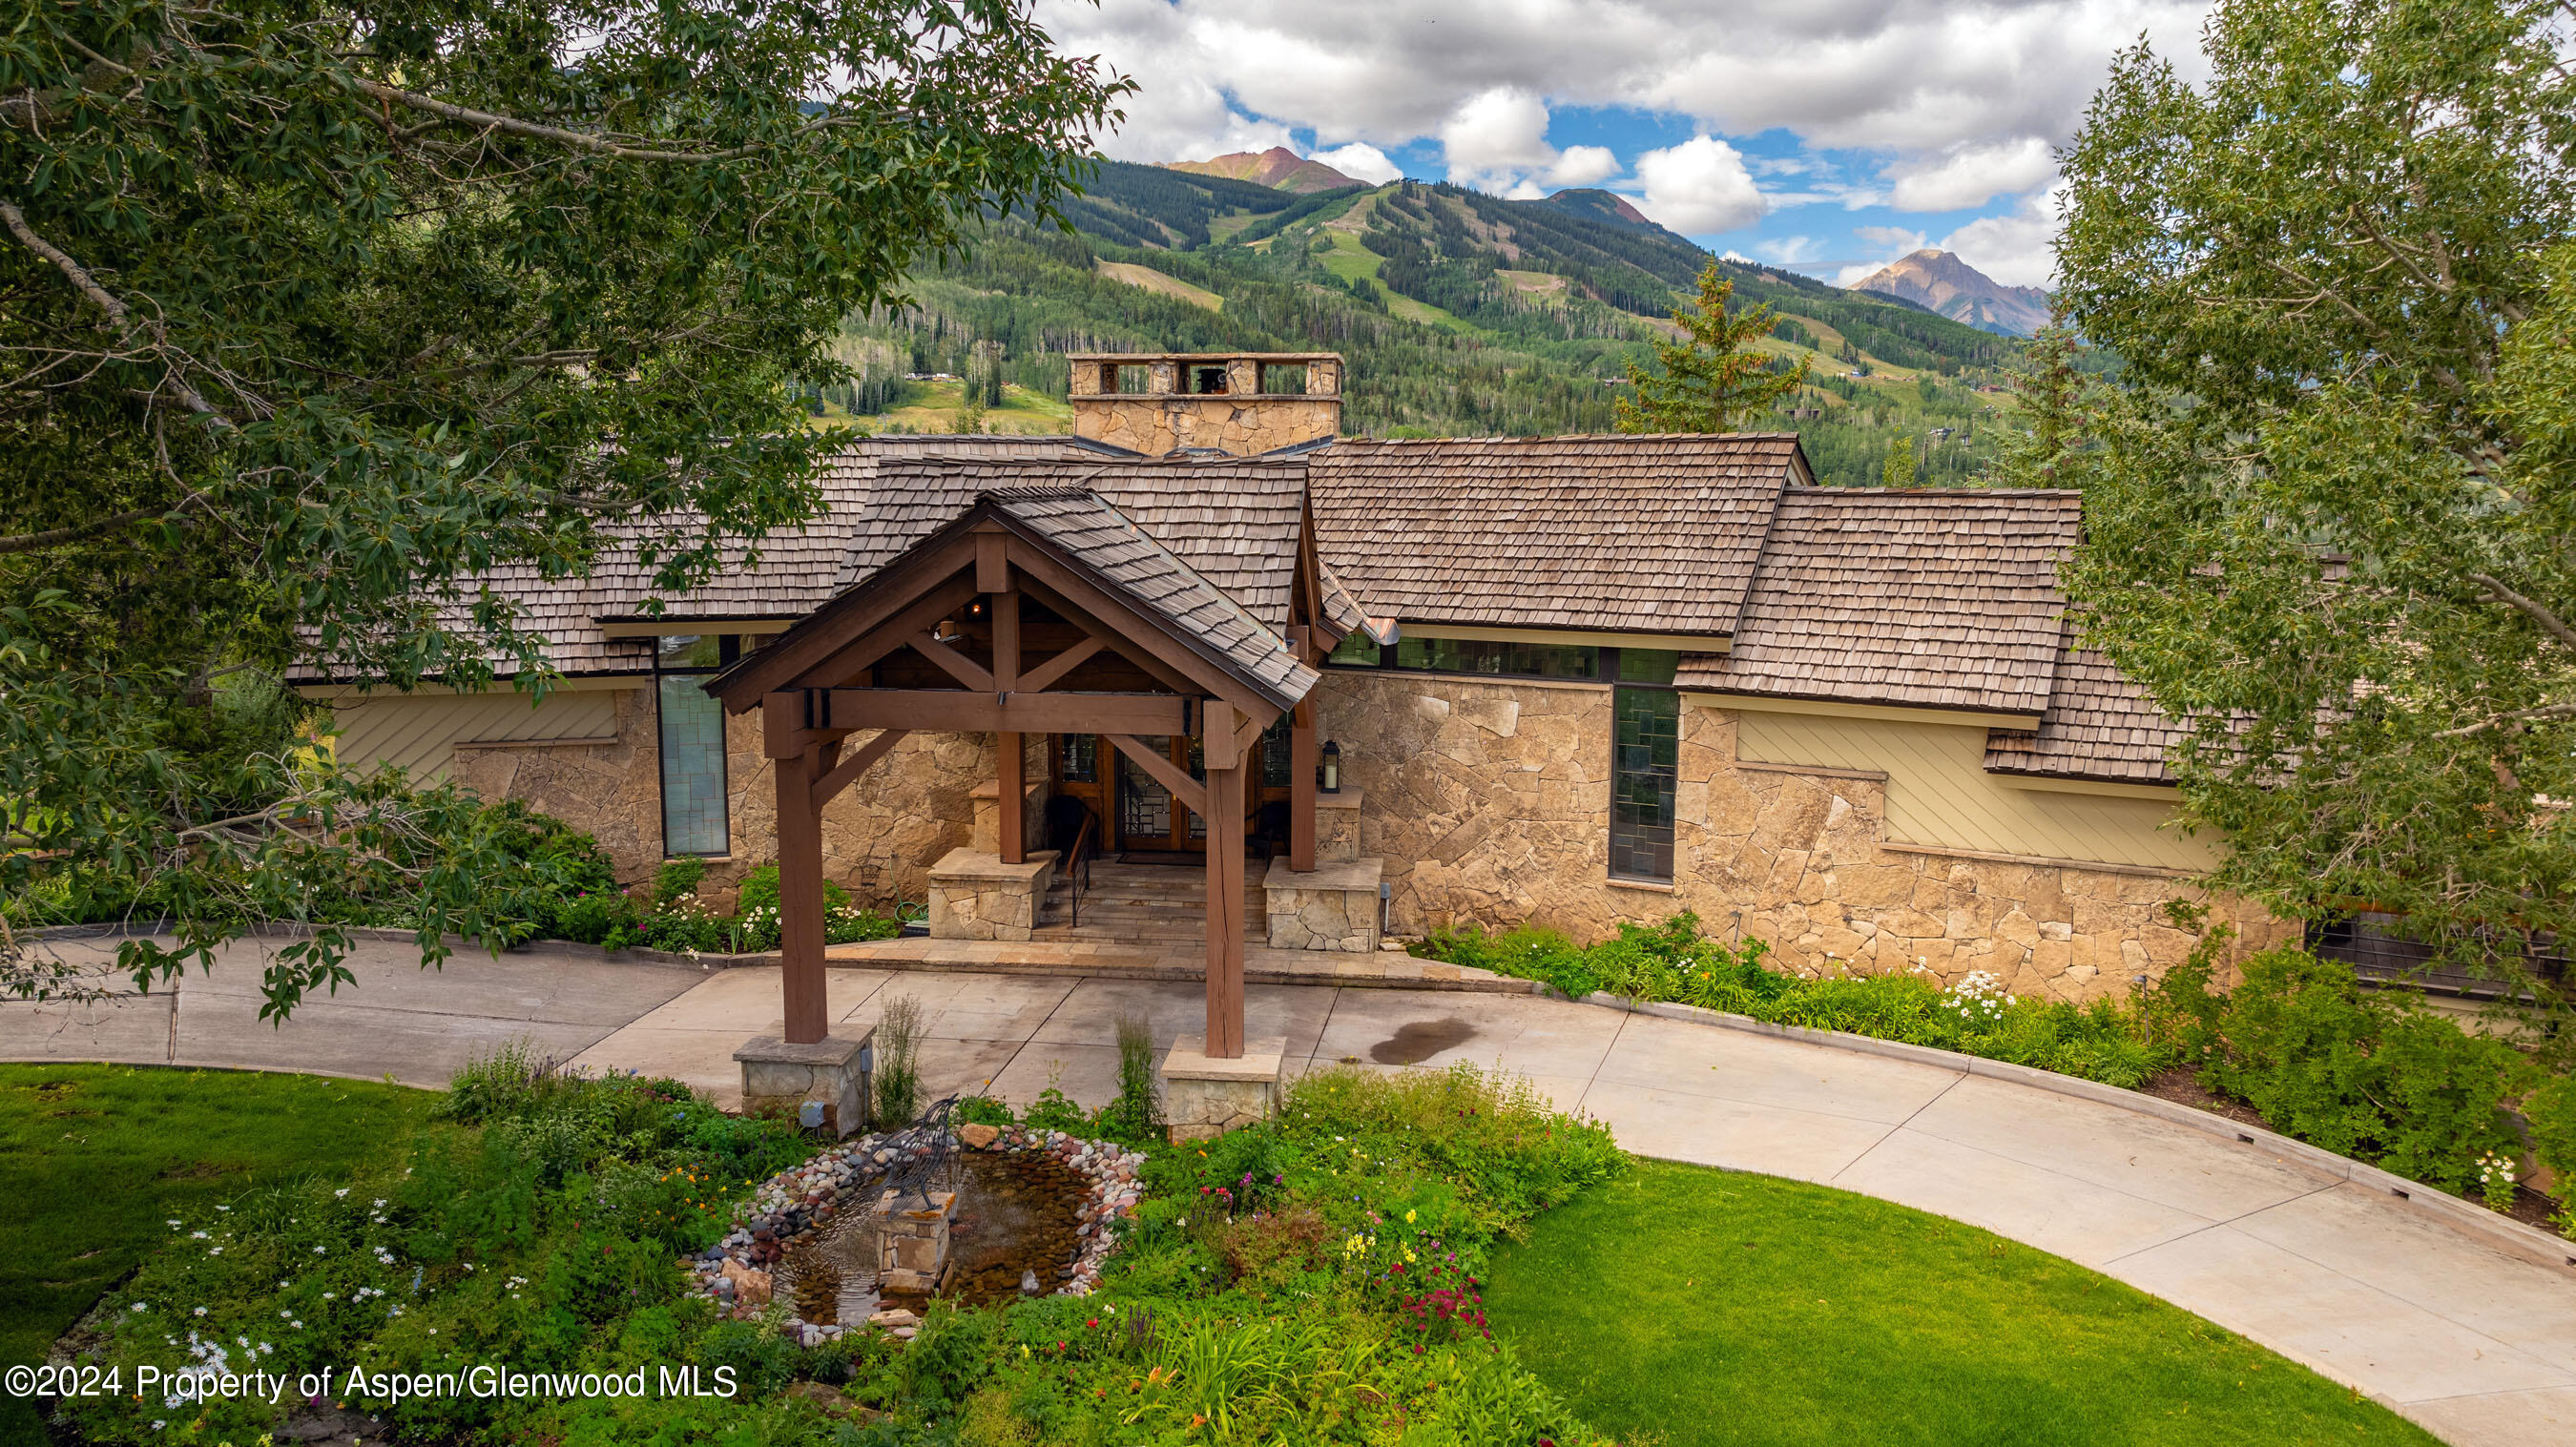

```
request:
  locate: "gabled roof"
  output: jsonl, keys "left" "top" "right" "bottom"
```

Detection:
{"left": 832, "top": 455, "right": 1311, "bottom": 635}
{"left": 1676, "top": 487, "right": 2081, "bottom": 720}
{"left": 1307, "top": 434, "right": 1808, "bottom": 637}
{"left": 980, "top": 488, "right": 1317, "bottom": 708}
{"left": 312, "top": 436, "right": 1121, "bottom": 681}
{"left": 1984, "top": 632, "right": 2185, "bottom": 785}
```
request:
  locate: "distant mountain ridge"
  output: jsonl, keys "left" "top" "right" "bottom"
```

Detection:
{"left": 1162, "top": 147, "right": 1361, "bottom": 194}
{"left": 1850, "top": 249, "right": 2051, "bottom": 336}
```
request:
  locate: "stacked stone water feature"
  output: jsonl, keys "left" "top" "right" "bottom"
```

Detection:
{"left": 693, "top": 1123, "right": 1146, "bottom": 1349}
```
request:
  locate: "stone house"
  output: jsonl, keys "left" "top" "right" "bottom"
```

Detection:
{"left": 303, "top": 351, "right": 2288, "bottom": 1010}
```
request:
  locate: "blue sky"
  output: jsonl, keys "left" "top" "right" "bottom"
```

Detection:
{"left": 1040, "top": 0, "right": 2218, "bottom": 288}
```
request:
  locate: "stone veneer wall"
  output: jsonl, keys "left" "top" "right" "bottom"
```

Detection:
{"left": 451, "top": 684, "right": 1011, "bottom": 911}
{"left": 724, "top": 711, "right": 1034, "bottom": 910}
{"left": 1071, "top": 395, "right": 1340, "bottom": 457}
{"left": 1311, "top": 671, "right": 2295, "bottom": 1003}
{"left": 452, "top": 686, "right": 662, "bottom": 879}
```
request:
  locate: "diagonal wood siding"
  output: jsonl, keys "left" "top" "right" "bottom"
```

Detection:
{"left": 324, "top": 691, "right": 620, "bottom": 785}
{"left": 1732, "top": 708, "right": 2213, "bottom": 871}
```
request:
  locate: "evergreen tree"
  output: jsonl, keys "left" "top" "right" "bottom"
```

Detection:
{"left": 1616, "top": 264, "right": 1809, "bottom": 433}
{"left": 1990, "top": 320, "right": 2094, "bottom": 488}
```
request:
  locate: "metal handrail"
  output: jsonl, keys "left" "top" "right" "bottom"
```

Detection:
{"left": 1063, "top": 812, "right": 1097, "bottom": 928}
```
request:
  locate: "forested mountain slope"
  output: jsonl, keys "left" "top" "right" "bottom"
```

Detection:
{"left": 827, "top": 162, "right": 2027, "bottom": 486}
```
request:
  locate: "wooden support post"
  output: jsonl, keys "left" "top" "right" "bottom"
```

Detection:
{"left": 1203, "top": 701, "right": 1247, "bottom": 1059}
{"left": 776, "top": 733, "right": 837, "bottom": 1045}
{"left": 995, "top": 588, "right": 1023, "bottom": 864}
{"left": 1289, "top": 697, "right": 1318, "bottom": 873}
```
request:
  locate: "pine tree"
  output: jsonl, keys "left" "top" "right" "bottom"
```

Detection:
{"left": 1990, "top": 320, "right": 2093, "bottom": 487}
{"left": 1616, "top": 263, "right": 1809, "bottom": 433}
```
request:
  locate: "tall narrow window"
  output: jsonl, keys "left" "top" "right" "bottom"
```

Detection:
{"left": 1607, "top": 648, "right": 1679, "bottom": 883}
{"left": 656, "top": 635, "right": 731, "bottom": 857}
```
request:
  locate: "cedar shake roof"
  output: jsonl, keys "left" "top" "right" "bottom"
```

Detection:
{"left": 983, "top": 488, "right": 1317, "bottom": 708}
{"left": 1983, "top": 632, "right": 2184, "bottom": 785}
{"left": 1675, "top": 487, "right": 2083, "bottom": 719}
{"left": 833, "top": 455, "right": 1310, "bottom": 634}
{"left": 1306, "top": 435, "right": 1808, "bottom": 637}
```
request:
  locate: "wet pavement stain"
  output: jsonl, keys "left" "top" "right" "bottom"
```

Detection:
{"left": 1369, "top": 1018, "right": 1476, "bottom": 1065}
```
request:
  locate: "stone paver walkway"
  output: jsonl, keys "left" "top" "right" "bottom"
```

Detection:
{"left": 7, "top": 940, "right": 2570, "bottom": 1445}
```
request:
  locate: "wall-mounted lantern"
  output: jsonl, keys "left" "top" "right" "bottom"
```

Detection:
{"left": 1320, "top": 739, "right": 1341, "bottom": 794}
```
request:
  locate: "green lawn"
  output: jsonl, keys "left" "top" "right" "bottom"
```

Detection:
{"left": 1485, "top": 1160, "right": 2438, "bottom": 1447}
{"left": 0, "top": 1066, "right": 436, "bottom": 1442}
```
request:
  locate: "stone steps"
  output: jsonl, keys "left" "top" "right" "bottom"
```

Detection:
{"left": 1032, "top": 862, "right": 1261, "bottom": 942}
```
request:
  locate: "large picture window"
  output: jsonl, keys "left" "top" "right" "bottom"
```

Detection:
{"left": 656, "top": 634, "right": 734, "bottom": 858}
{"left": 1606, "top": 647, "right": 1678, "bottom": 883}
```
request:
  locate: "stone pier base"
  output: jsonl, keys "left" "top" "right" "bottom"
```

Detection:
{"left": 1263, "top": 857, "right": 1384, "bottom": 952}
{"left": 872, "top": 1188, "right": 958, "bottom": 1294}
{"left": 1160, "top": 1034, "right": 1286, "bottom": 1142}
{"left": 926, "top": 848, "right": 1058, "bottom": 941}
{"left": 735, "top": 1031, "right": 873, "bottom": 1137}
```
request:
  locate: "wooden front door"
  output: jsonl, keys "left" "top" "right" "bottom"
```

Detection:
{"left": 1048, "top": 723, "right": 1297, "bottom": 859}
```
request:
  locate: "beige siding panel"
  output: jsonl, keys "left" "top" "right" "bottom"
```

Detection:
{"left": 325, "top": 692, "right": 621, "bottom": 785}
{"left": 1735, "top": 709, "right": 2212, "bottom": 871}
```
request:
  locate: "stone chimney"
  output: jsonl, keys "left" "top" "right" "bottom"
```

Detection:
{"left": 1067, "top": 351, "right": 1342, "bottom": 456}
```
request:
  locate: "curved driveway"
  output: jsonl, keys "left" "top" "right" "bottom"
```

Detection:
{"left": 6, "top": 938, "right": 2570, "bottom": 1445}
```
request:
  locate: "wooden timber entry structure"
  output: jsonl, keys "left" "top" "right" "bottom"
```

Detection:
{"left": 708, "top": 485, "right": 1335, "bottom": 1060}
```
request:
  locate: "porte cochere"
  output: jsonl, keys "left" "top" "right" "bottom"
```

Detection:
{"left": 707, "top": 476, "right": 1380, "bottom": 1075}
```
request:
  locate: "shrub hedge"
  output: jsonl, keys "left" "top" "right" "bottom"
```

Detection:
{"left": 1419, "top": 913, "right": 2572, "bottom": 1234}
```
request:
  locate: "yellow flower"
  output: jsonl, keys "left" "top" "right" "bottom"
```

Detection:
{"left": 1403, "top": 1209, "right": 1417, "bottom": 1225}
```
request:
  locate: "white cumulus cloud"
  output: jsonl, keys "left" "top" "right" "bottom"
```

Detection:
{"left": 1546, "top": 145, "right": 1621, "bottom": 188}
{"left": 1038, "top": 0, "right": 2213, "bottom": 166}
{"left": 1311, "top": 142, "right": 1402, "bottom": 184}
{"left": 1883, "top": 136, "right": 2059, "bottom": 212}
{"left": 1630, "top": 135, "right": 1769, "bottom": 236}
{"left": 1938, "top": 183, "right": 2067, "bottom": 289}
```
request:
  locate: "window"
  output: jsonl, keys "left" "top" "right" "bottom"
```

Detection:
{"left": 1056, "top": 734, "right": 1097, "bottom": 784}
{"left": 1102, "top": 362, "right": 1151, "bottom": 395}
{"left": 1607, "top": 647, "right": 1678, "bottom": 882}
{"left": 1257, "top": 362, "right": 1307, "bottom": 395}
{"left": 1325, "top": 631, "right": 1603, "bottom": 681}
{"left": 1188, "top": 364, "right": 1230, "bottom": 395}
{"left": 1259, "top": 715, "right": 1293, "bottom": 788}
{"left": 1397, "top": 636, "right": 1599, "bottom": 679}
{"left": 1328, "top": 631, "right": 1381, "bottom": 667}
{"left": 655, "top": 635, "right": 732, "bottom": 857}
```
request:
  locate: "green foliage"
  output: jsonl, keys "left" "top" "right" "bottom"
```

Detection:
{"left": 2053, "top": 0, "right": 2576, "bottom": 1036}
{"left": 2153, "top": 949, "right": 2539, "bottom": 1194}
{"left": 1420, "top": 912, "right": 2167, "bottom": 1087}
{"left": 2529, "top": 1076, "right": 2576, "bottom": 1239}
{"left": 874, "top": 995, "right": 926, "bottom": 1127}
{"left": 55, "top": 1059, "right": 807, "bottom": 1446}
{"left": 654, "top": 858, "right": 711, "bottom": 910}
{"left": 1100, "top": 1011, "right": 1167, "bottom": 1143}
{"left": 1617, "top": 264, "right": 1811, "bottom": 433}
{"left": 1880, "top": 433, "right": 1917, "bottom": 486}
{"left": 0, "top": 0, "right": 1128, "bottom": 1023}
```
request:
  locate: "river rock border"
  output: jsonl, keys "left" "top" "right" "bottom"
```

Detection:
{"left": 690, "top": 1125, "right": 1147, "bottom": 1348}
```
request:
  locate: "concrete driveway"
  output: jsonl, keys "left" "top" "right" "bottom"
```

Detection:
{"left": 2, "top": 933, "right": 706, "bottom": 1086}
